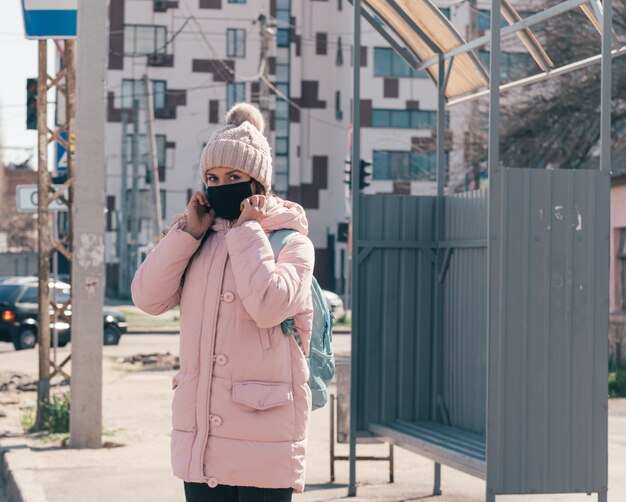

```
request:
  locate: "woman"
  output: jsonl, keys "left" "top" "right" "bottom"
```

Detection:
{"left": 131, "top": 103, "right": 315, "bottom": 502}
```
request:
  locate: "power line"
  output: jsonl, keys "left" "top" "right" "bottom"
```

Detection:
{"left": 110, "top": 16, "right": 194, "bottom": 58}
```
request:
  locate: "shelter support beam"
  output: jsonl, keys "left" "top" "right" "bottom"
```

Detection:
{"left": 449, "top": 44, "right": 626, "bottom": 106}
{"left": 433, "top": 462, "right": 442, "bottom": 496}
{"left": 348, "top": 0, "right": 361, "bottom": 497}
{"left": 417, "top": 0, "right": 588, "bottom": 70}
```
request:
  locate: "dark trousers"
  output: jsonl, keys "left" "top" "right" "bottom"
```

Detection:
{"left": 183, "top": 482, "right": 293, "bottom": 502}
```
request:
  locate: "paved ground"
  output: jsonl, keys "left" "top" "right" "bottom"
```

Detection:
{"left": 0, "top": 334, "right": 625, "bottom": 502}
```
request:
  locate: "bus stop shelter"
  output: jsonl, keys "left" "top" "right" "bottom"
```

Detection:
{"left": 349, "top": 0, "right": 618, "bottom": 500}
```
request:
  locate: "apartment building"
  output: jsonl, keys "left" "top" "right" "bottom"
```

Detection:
{"left": 103, "top": 0, "right": 533, "bottom": 294}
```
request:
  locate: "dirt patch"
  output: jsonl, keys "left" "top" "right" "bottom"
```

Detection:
{"left": 0, "top": 372, "right": 38, "bottom": 393}
{"left": 115, "top": 352, "right": 179, "bottom": 371}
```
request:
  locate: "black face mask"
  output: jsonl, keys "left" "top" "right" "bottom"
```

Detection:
{"left": 205, "top": 179, "right": 255, "bottom": 220}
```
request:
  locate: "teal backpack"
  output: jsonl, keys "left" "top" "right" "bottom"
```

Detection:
{"left": 269, "top": 230, "right": 335, "bottom": 411}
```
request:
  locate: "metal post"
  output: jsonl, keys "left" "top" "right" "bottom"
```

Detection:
{"left": 130, "top": 99, "right": 141, "bottom": 280}
{"left": 330, "top": 394, "right": 336, "bottom": 483}
{"left": 35, "top": 39, "right": 51, "bottom": 431}
{"left": 118, "top": 110, "right": 129, "bottom": 297}
{"left": 433, "top": 462, "right": 442, "bottom": 495}
{"left": 65, "top": 39, "right": 76, "bottom": 281}
{"left": 70, "top": 0, "right": 107, "bottom": 448}
{"left": 598, "top": 1, "right": 611, "bottom": 500}
{"left": 486, "top": 0, "right": 502, "bottom": 498}
{"left": 52, "top": 214, "right": 59, "bottom": 364}
{"left": 431, "top": 55, "right": 446, "bottom": 421}
{"left": 600, "top": 0, "right": 612, "bottom": 176}
{"left": 143, "top": 75, "right": 163, "bottom": 241}
{"left": 348, "top": 0, "right": 361, "bottom": 497}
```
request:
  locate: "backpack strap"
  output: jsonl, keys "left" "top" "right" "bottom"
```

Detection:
{"left": 268, "top": 229, "right": 306, "bottom": 352}
{"left": 268, "top": 229, "right": 298, "bottom": 260}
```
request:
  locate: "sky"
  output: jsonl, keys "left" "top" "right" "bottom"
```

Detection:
{"left": 0, "top": 1, "right": 56, "bottom": 167}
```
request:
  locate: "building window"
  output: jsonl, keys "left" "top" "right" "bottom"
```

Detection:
{"left": 373, "top": 150, "right": 445, "bottom": 181}
{"left": 125, "top": 134, "right": 167, "bottom": 168}
{"left": 209, "top": 100, "right": 219, "bottom": 123}
{"left": 477, "top": 10, "right": 528, "bottom": 31}
{"left": 227, "top": 82, "right": 246, "bottom": 108}
{"left": 335, "top": 91, "right": 343, "bottom": 120}
{"left": 338, "top": 0, "right": 343, "bottom": 10}
{"left": 336, "top": 36, "right": 344, "bottom": 66}
{"left": 121, "top": 79, "right": 167, "bottom": 110}
{"left": 275, "top": 138, "right": 288, "bottom": 155}
{"left": 478, "top": 50, "right": 534, "bottom": 81}
{"left": 228, "top": 0, "right": 246, "bottom": 3}
{"left": 374, "top": 47, "right": 428, "bottom": 78}
{"left": 227, "top": 28, "right": 246, "bottom": 58}
{"left": 316, "top": 33, "right": 328, "bottom": 55}
{"left": 372, "top": 108, "right": 438, "bottom": 129}
{"left": 124, "top": 24, "right": 167, "bottom": 56}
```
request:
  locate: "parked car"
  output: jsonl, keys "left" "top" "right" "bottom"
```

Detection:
{"left": 322, "top": 290, "right": 346, "bottom": 321}
{"left": 0, "top": 276, "right": 127, "bottom": 350}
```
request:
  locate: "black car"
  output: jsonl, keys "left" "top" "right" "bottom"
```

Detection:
{"left": 0, "top": 277, "right": 127, "bottom": 351}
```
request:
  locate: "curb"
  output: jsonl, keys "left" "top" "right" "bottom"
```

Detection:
{"left": 126, "top": 329, "right": 179, "bottom": 335}
{"left": 0, "top": 444, "right": 47, "bottom": 502}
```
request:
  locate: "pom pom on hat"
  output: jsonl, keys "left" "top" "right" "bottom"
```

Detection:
{"left": 225, "top": 102, "right": 265, "bottom": 134}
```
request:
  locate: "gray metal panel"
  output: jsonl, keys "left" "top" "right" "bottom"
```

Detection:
{"left": 356, "top": 194, "right": 435, "bottom": 432}
{"left": 487, "top": 168, "right": 609, "bottom": 495}
{"left": 442, "top": 191, "right": 488, "bottom": 434}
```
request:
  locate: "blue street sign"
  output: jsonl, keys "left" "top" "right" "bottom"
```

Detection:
{"left": 56, "top": 131, "right": 67, "bottom": 172}
{"left": 22, "top": 0, "right": 77, "bottom": 39}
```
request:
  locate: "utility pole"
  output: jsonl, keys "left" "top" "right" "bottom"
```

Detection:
{"left": 130, "top": 99, "right": 140, "bottom": 279}
{"left": 35, "top": 39, "right": 51, "bottom": 430}
{"left": 70, "top": 0, "right": 107, "bottom": 448}
{"left": 257, "top": 11, "right": 272, "bottom": 132}
{"left": 118, "top": 110, "right": 129, "bottom": 297}
{"left": 35, "top": 41, "right": 76, "bottom": 431}
{"left": 143, "top": 74, "right": 163, "bottom": 241}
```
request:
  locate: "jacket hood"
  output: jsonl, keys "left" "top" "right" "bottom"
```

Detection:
{"left": 212, "top": 196, "right": 309, "bottom": 236}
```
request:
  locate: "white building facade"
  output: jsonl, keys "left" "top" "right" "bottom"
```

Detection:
{"left": 103, "top": 0, "right": 529, "bottom": 295}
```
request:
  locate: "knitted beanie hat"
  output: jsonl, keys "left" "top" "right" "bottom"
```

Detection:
{"left": 200, "top": 102, "right": 272, "bottom": 193}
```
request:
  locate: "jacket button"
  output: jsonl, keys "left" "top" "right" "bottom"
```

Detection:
{"left": 214, "top": 354, "right": 228, "bottom": 366}
{"left": 210, "top": 415, "right": 223, "bottom": 426}
{"left": 221, "top": 291, "right": 234, "bottom": 303}
{"left": 207, "top": 477, "right": 219, "bottom": 488}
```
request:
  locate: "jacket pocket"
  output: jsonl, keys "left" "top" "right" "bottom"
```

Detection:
{"left": 231, "top": 381, "right": 293, "bottom": 411}
{"left": 171, "top": 372, "right": 198, "bottom": 431}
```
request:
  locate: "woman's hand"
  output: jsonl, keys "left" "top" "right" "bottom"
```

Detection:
{"left": 185, "top": 191, "right": 214, "bottom": 239}
{"left": 235, "top": 195, "right": 267, "bottom": 227}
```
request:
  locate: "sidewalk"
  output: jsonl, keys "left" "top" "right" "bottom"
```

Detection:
{"left": 1, "top": 334, "right": 625, "bottom": 502}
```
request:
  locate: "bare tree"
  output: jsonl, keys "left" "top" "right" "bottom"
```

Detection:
{"left": 457, "top": 1, "right": 626, "bottom": 183}
{"left": 500, "top": 1, "right": 626, "bottom": 169}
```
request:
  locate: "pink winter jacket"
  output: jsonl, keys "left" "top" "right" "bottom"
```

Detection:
{"left": 131, "top": 198, "right": 314, "bottom": 492}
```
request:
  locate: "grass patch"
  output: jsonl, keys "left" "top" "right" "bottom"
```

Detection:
{"left": 122, "top": 310, "right": 179, "bottom": 330}
{"left": 20, "top": 405, "right": 35, "bottom": 431}
{"left": 334, "top": 317, "right": 351, "bottom": 327}
{"left": 21, "top": 391, "right": 71, "bottom": 433}
{"left": 609, "top": 370, "right": 626, "bottom": 398}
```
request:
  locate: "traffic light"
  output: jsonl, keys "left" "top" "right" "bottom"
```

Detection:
{"left": 359, "top": 159, "right": 372, "bottom": 189}
{"left": 26, "top": 78, "right": 37, "bottom": 130}
{"left": 344, "top": 158, "right": 373, "bottom": 190}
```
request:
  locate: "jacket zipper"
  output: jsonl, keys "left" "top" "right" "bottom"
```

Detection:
{"left": 199, "top": 241, "right": 228, "bottom": 479}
